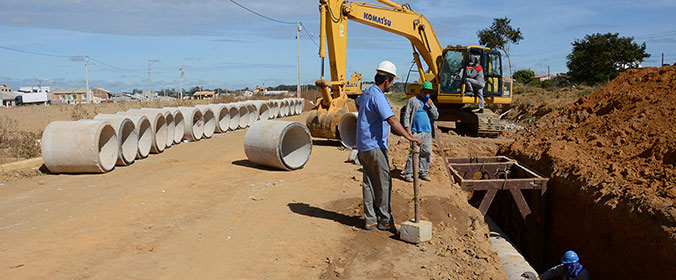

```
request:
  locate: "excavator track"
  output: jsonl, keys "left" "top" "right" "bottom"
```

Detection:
{"left": 476, "top": 110, "right": 502, "bottom": 137}
{"left": 455, "top": 109, "right": 503, "bottom": 137}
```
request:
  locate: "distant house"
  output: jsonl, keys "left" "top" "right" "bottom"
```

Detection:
{"left": 53, "top": 88, "right": 87, "bottom": 104}
{"left": 92, "top": 88, "right": 112, "bottom": 101}
{"left": 193, "top": 91, "right": 215, "bottom": 99}
{"left": 534, "top": 74, "right": 554, "bottom": 82}
{"left": 1, "top": 92, "right": 19, "bottom": 106}
{"left": 0, "top": 85, "right": 11, "bottom": 93}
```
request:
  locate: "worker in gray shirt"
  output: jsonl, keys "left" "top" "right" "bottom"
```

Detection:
{"left": 401, "top": 81, "right": 439, "bottom": 182}
{"left": 465, "top": 55, "right": 485, "bottom": 113}
{"left": 540, "top": 250, "right": 591, "bottom": 280}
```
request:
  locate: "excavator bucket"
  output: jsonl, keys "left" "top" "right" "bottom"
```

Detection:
{"left": 306, "top": 95, "right": 357, "bottom": 140}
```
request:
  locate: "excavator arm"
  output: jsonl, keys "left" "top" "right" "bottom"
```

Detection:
{"left": 308, "top": 0, "right": 444, "bottom": 139}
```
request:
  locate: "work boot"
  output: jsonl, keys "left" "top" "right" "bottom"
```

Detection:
{"left": 377, "top": 221, "right": 399, "bottom": 234}
{"left": 420, "top": 174, "right": 432, "bottom": 182}
{"left": 403, "top": 175, "right": 413, "bottom": 182}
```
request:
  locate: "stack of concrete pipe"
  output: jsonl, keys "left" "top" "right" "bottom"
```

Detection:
{"left": 40, "top": 97, "right": 306, "bottom": 174}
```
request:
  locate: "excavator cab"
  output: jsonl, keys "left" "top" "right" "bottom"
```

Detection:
{"left": 437, "top": 46, "right": 511, "bottom": 98}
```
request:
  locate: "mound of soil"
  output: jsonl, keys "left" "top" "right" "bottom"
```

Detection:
{"left": 500, "top": 66, "right": 676, "bottom": 278}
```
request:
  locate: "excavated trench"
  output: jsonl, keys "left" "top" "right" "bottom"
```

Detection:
{"left": 492, "top": 66, "right": 676, "bottom": 278}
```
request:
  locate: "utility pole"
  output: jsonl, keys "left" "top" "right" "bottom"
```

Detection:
{"left": 296, "top": 20, "right": 301, "bottom": 98}
{"left": 179, "top": 65, "right": 184, "bottom": 100}
{"left": 148, "top": 59, "right": 159, "bottom": 100}
{"left": 86, "top": 56, "right": 90, "bottom": 104}
{"left": 662, "top": 53, "right": 665, "bottom": 66}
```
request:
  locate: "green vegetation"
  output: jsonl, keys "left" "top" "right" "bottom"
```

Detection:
{"left": 513, "top": 70, "right": 534, "bottom": 84}
{"left": 477, "top": 17, "right": 523, "bottom": 76}
{"left": 567, "top": 33, "right": 649, "bottom": 85}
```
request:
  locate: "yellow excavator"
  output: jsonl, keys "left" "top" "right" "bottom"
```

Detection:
{"left": 306, "top": 0, "right": 512, "bottom": 139}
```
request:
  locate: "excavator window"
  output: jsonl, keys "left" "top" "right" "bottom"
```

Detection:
{"left": 439, "top": 49, "right": 465, "bottom": 94}
{"left": 484, "top": 52, "right": 503, "bottom": 96}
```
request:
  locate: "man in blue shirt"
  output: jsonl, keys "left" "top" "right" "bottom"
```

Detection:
{"left": 356, "top": 61, "right": 422, "bottom": 233}
{"left": 402, "top": 81, "right": 439, "bottom": 182}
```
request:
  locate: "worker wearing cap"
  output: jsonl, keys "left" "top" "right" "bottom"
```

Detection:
{"left": 465, "top": 55, "right": 485, "bottom": 113}
{"left": 355, "top": 60, "right": 422, "bottom": 233}
{"left": 401, "top": 81, "right": 439, "bottom": 182}
{"left": 540, "top": 250, "right": 591, "bottom": 280}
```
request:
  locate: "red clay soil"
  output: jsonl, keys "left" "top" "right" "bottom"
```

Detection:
{"left": 500, "top": 66, "right": 676, "bottom": 278}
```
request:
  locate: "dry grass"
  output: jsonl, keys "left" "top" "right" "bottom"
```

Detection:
{"left": 0, "top": 117, "right": 42, "bottom": 163}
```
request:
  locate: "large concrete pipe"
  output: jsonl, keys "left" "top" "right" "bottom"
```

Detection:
{"left": 296, "top": 98, "right": 304, "bottom": 114}
{"left": 285, "top": 98, "right": 295, "bottom": 116}
{"left": 236, "top": 102, "right": 250, "bottom": 129}
{"left": 485, "top": 216, "right": 538, "bottom": 280}
{"left": 118, "top": 110, "right": 167, "bottom": 154}
{"left": 177, "top": 107, "right": 204, "bottom": 141}
{"left": 134, "top": 108, "right": 174, "bottom": 149}
{"left": 93, "top": 114, "right": 138, "bottom": 166}
{"left": 163, "top": 107, "right": 185, "bottom": 144}
{"left": 109, "top": 113, "right": 151, "bottom": 159}
{"left": 42, "top": 120, "right": 119, "bottom": 173}
{"left": 195, "top": 105, "right": 216, "bottom": 138}
{"left": 267, "top": 100, "right": 279, "bottom": 119}
{"left": 274, "top": 100, "right": 284, "bottom": 118}
{"left": 246, "top": 102, "right": 258, "bottom": 126}
{"left": 207, "top": 104, "right": 229, "bottom": 133}
{"left": 244, "top": 120, "right": 312, "bottom": 170}
{"left": 280, "top": 99, "right": 290, "bottom": 118}
{"left": 252, "top": 101, "right": 270, "bottom": 120}
{"left": 226, "top": 103, "right": 240, "bottom": 131}
{"left": 338, "top": 112, "right": 358, "bottom": 149}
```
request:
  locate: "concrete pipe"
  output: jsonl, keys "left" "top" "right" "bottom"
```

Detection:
{"left": 109, "top": 113, "right": 151, "bottom": 159}
{"left": 235, "top": 102, "right": 249, "bottom": 129}
{"left": 119, "top": 110, "right": 167, "bottom": 154}
{"left": 93, "top": 114, "right": 138, "bottom": 166}
{"left": 207, "top": 104, "right": 229, "bottom": 133}
{"left": 195, "top": 105, "right": 216, "bottom": 138}
{"left": 42, "top": 120, "right": 119, "bottom": 173}
{"left": 267, "top": 100, "right": 279, "bottom": 119}
{"left": 244, "top": 120, "right": 312, "bottom": 170}
{"left": 177, "top": 107, "right": 204, "bottom": 141}
{"left": 296, "top": 98, "right": 304, "bottom": 114}
{"left": 338, "top": 112, "right": 358, "bottom": 149}
{"left": 485, "top": 217, "right": 538, "bottom": 280}
{"left": 246, "top": 102, "right": 258, "bottom": 126}
{"left": 289, "top": 98, "right": 299, "bottom": 115}
{"left": 163, "top": 107, "right": 185, "bottom": 144}
{"left": 284, "top": 98, "right": 295, "bottom": 116}
{"left": 274, "top": 100, "right": 284, "bottom": 118}
{"left": 253, "top": 101, "right": 270, "bottom": 121}
{"left": 280, "top": 99, "right": 290, "bottom": 117}
{"left": 138, "top": 109, "right": 174, "bottom": 149}
{"left": 226, "top": 103, "right": 240, "bottom": 131}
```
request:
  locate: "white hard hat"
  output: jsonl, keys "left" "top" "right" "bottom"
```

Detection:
{"left": 376, "top": 60, "right": 399, "bottom": 79}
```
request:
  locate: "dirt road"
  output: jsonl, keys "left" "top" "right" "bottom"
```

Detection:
{"left": 1, "top": 113, "right": 505, "bottom": 279}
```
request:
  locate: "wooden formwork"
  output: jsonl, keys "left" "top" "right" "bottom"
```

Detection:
{"left": 445, "top": 156, "right": 548, "bottom": 269}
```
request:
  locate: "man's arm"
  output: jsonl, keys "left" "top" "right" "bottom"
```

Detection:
{"left": 387, "top": 116, "right": 421, "bottom": 146}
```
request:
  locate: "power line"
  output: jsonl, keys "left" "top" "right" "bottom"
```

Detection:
{"left": 89, "top": 57, "right": 145, "bottom": 72}
{"left": 0, "top": 44, "right": 79, "bottom": 58}
{"left": 229, "top": 0, "right": 295, "bottom": 25}
{"left": 299, "top": 21, "right": 319, "bottom": 47}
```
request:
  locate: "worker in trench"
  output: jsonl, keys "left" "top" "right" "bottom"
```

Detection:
{"left": 401, "top": 81, "right": 439, "bottom": 182}
{"left": 539, "top": 250, "right": 591, "bottom": 280}
{"left": 355, "top": 61, "right": 422, "bottom": 233}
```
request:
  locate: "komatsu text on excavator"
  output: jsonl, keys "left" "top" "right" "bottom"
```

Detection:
{"left": 306, "top": 0, "right": 512, "bottom": 140}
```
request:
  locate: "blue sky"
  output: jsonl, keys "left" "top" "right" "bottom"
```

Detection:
{"left": 1, "top": 0, "right": 675, "bottom": 93}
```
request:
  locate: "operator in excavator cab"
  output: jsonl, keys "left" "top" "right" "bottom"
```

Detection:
{"left": 465, "top": 55, "right": 485, "bottom": 113}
